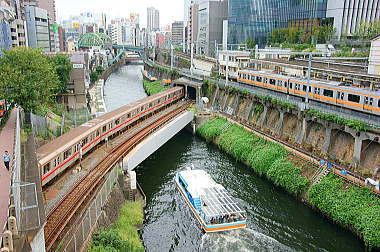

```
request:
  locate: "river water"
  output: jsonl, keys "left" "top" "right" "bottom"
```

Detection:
{"left": 105, "top": 65, "right": 364, "bottom": 252}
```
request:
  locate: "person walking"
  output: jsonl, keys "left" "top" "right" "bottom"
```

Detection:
{"left": 3, "top": 151, "right": 11, "bottom": 171}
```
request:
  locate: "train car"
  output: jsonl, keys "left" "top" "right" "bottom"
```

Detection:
{"left": 37, "top": 86, "right": 184, "bottom": 186}
{"left": 238, "top": 70, "right": 380, "bottom": 116}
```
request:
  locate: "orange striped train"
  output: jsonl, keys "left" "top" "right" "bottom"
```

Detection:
{"left": 37, "top": 87, "right": 184, "bottom": 186}
{"left": 238, "top": 70, "right": 380, "bottom": 116}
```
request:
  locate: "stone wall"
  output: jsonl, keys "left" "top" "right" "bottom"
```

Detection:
{"left": 207, "top": 84, "right": 380, "bottom": 178}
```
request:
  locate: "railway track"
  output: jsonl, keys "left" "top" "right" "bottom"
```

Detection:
{"left": 44, "top": 103, "right": 190, "bottom": 251}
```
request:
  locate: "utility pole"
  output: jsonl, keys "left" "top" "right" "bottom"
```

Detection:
{"left": 170, "top": 44, "right": 174, "bottom": 70}
{"left": 226, "top": 48, "right": 229, "bottom": 87}
{"left": 306, "top": 53, "right": 312, "bottom": 104}
{"left": 190, "top": 43, "right": 194, "bottom": 76}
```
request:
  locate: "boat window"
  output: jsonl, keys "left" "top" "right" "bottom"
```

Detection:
{"left": 348, "top": 94, "right": 360, "bottom": 103}
{"left": 323, "top": 89, "right": 334, "bottom": 98}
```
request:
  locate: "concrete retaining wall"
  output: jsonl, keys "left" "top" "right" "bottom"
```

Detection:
{"left": 122, "top": 111, "right": 194, "bottom": 171}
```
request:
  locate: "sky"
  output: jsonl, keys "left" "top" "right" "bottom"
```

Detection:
{"left": 55, "top": 0, "right": 184, "bottom": 28}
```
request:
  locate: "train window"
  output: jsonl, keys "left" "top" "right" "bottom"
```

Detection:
{"left": 127, "top": 113, "right": 131, "bottom": 118}
{"left": 303, "top": 85, "right": 307, "bottom": 92}
{"left": 364, "top": 97, "right": 374, "bottom": 106}
{"left": 309, "top": 86, "right": 312, "bottom": 92}
{"left": 269, "top": 79, "right": 276, "bottom": 85}
{"left": 43, "top": 163, "right": 51, "bottom": 174}
{"left": 289, "top": 82, "right": 293, "bottom": 89}
{"left": 378, "top": 100, "right": 380, "bottom": 108}
{"left": 263, "top": 77, "right": 268, "bottom": 83}
{"left": 323, "top": 89, "right": 334, "bottom": 97}
{"left": 284, "top": 82, "right": 288, "bottom": 88}
{"left": 103, "top": 125, "right": 107, "bottom": 132}
{"left": 295, "top": 84, "right": 299, "bottom": 91}
{"left": 314, "top": 88, "right": 320, "bottom": 95}
{"left": 348, "top": 94, "right": 360, "bottom": 103}
{"left": 96, "top": 130, "right": 100, "bottom": 137}
{"left": 64, "top": 149, "right": 71, "bottom": 160}
{"left": 82, "top": 138, "right": 88, "bottom": 146}
{"left": 256, "top": 76, "right": 262, "bottom": 82}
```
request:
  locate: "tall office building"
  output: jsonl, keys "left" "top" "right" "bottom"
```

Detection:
{"left": 198, "top": 0, "right": 228, "bottom": 56}
{"left": 228, "top": 0, "right": 328, "bottom": 45}
{"left": 228, "top": 0, "right": 380, "bottom": 45}
{"left": 171, "top": 21, "right": 184, "bottom": 45}
{"left": 147, "top": 7, "right": 159, "bottom": 32}
{"left": 326, "top": 0, "right": 380, "bottom": 39}
{"left": 0, "top": 4, "right": 14, "bottom": 55}
{"left": 25, "top": 6, "right": 50, "bottom": 51}
{"left": 38, "top": 0, "right": 56, "bottom": 23}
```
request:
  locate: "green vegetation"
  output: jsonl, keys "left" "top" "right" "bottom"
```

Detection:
{"left": 333, "top": 47, "right": 370, "bottom": 57}
{"left": 260, "top": 95, "right": 296, "bottom": 110}
{"left": 269, "top": 25, "right": 335, "bottom": 46}
{"left": 309, "top": 175, "right": 380, "bottom": 249}
{"left": 50, "top": 54, "right": 73, "bottom": 94}
{"left": 91, "top": 66, "right": 105, "bottom": 83}
{"left": 197, "top": 117, "right": 309, "bottom": 195}
{"left": 253, "top": 104, "right": 264, "bottom": 118}
{"left": 246, "top": 38, "right": 256, "bottom": 49}
{"left": 90, "top": 201, "right": 144, "bottom": 252}
{"left": 143, "top": 80, "right": 167, "bottom": 96}
{"left": 306, "top": 109, "right": 370, "bottom": 132}
{"left": 0, "top": 47, "right": 59, "bottom": 113}
{"left": 150, "top": 63, "right": 180, "bottom": 79}
{"left": 355, "top": 20, "right": 380, "bottom": 40}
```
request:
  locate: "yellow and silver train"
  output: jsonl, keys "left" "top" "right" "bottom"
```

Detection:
{"left": 237, "top": 70, "right": 380, "bottom": 116}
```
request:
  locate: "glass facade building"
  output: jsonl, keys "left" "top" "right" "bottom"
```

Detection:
{"left": 228, "top": 0, "right": 328, "bottom": 45}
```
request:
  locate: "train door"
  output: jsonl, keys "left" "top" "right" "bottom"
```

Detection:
{"left": 364, "top": 96, "right": 374, "bottom": 110}
{"left": 336, "top": 91, "right": 344, "bottom": 105}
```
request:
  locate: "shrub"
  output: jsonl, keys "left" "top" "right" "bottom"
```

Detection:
{"left": 143, "top": 80, "right": 167, "bottom": 96}
{"left": 309, "top": 175, "right": 380, "bottom": 249}
{"left": 267, "top": 159, "right": 309, "bottom": 195}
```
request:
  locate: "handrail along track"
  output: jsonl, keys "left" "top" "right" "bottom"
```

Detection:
{"left": 44, "top": 103, "right": 190, "bottom": 251}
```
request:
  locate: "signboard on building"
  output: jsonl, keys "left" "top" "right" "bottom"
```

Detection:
{"left": 73, "top": 64, "right": 84, "bottom": 69}
{"left": 129, "top": 171, "right": 137, "bottom": 190}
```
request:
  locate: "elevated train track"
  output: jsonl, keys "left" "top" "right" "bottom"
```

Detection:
{"left": 44, "top": 103, "right": 190, "bottom": 251}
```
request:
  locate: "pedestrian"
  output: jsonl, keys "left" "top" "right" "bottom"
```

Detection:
{"left": 3, "top": 151, "right": 10, "bottom": 171}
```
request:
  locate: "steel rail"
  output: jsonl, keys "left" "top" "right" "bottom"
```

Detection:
{"left": 44, "top": 103, "right": 190, "bottom": 251}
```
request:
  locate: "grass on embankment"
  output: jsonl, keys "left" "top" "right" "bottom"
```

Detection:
{"left": 197, "top": 116, "right": 380, "bottom": 249}
{"left": 309, "top": 175, "right": 380, "bottom": 249}
{"left": 89, "top": 201, "right": 144, "bottom": 252}
{"left": 197, "top": 117, "right": 308, "bottom": 196}
{"left": 143, "top": 80, "right": 167, "bottom": 96}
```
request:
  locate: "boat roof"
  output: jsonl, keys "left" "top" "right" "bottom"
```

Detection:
{"left": 179, "top": 170, "right": 245, "bottom": 218}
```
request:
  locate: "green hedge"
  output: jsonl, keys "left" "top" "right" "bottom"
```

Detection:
{"left": 89, "top": 201, "right": 144, "bottom": 252}
{"left": 143, "top": 80, "right": 167, "bottom": 96}
{"left": 308, "top": 175, "right": 380, "bottom": 249}
{"left": 197, "top": 117, "right": 308, "bottom": 195}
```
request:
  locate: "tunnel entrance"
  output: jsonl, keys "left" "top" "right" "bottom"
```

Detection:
{"left": 187, "top": 86, "right": 197, "bottom": 101}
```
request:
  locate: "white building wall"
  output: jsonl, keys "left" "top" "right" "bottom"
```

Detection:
{"left": 369, "top": 36, "right": 380, "bottom": 75}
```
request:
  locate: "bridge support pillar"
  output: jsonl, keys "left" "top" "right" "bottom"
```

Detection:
{"left": 244, "top": 99, "right": 253, "bottom": 121}
{"left": 322, "top": 126, "right": 332, "bottom": 155}
{"left": 353, "top": 136, "right": 363, "bottom": 167}
{"left": 296, "top": 118, "right": 307, "bottom": 144}
{"left": 274, "top": 110, "right": 284, "bottom": 136}
{"left": 258, "top": 105, "right": 268, "bottom": 128}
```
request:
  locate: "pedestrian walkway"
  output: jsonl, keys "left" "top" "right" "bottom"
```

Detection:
{"left": 0, "top": 109, "right": 17, "bottom": 237}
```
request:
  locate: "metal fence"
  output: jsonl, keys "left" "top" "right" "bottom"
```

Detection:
{"left": 61, "top": 164, "right": 120, "bottom": 252}
{"left": 31, "top": 113, "right": 49, "bottom": 137}
{"left": 64, "top": 108, "right": 92, "bottom": 128}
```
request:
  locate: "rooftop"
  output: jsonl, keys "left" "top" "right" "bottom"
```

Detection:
{"left": 77, "top": 32, "right": 112, "bottom": 49}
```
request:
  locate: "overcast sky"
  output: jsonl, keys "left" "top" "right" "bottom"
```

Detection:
{"left": 56, "top": 0, "right": 184, "bottom": 28}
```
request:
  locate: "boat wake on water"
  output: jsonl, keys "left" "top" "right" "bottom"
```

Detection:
{"left": 200, "top": 228, "right": 292, "bottom": 252}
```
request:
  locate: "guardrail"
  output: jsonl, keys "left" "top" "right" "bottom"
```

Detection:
{"left": 1, "top": 109, "right": 21, "bottom": 248}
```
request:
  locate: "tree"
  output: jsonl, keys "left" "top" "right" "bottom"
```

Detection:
{"left": 312, "top": 25, "right": 335, "bottom": 44}
{"left": 50, "top": 54, "right": 73, "bottom": 94}
{"left": 246, "top": 38, "right": 256, "bottom": 49}
{"left": 356, "top": 20, "right": 380, "bottom": 39}
{"left": 0, "top": 47, "right": 59, "bottom": 112}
